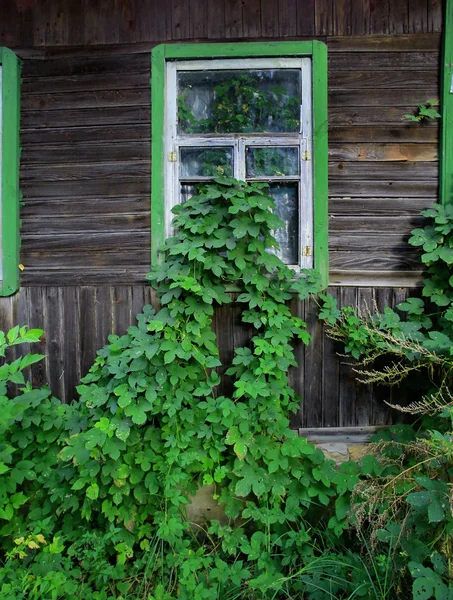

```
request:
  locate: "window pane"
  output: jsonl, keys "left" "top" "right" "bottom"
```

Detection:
{"left": 246, "top": 146, "right": 299, "bottom": 178}
{"left": 180, "top": 147, "right": 233, "bottom": 178}
{"left": 268, "top": 183, "right": 299, "bottom": 265}
{"left": 180, "top": 183, "right": 196, "bottom": 203}
{"left": 177, "top": 69, "right": 301, "bottom": 134}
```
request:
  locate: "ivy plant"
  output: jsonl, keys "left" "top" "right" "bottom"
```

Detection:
{"left": 54, "top": 178, "right": 363, "bottom": 598}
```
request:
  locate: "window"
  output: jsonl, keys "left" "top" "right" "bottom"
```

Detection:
{"left": 0, "top": 48, "right": 20, "bottom": 297}
{"left": 151, "top": 42, "right": 328, "bottom": 286}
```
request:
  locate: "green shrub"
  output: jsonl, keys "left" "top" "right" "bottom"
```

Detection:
{"left": 319, "top": 202, "right": 453, "bottom": 598}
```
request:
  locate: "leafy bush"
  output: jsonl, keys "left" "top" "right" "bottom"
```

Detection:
{"left": 319, "top": 203, "right": 453, "bottom": 598}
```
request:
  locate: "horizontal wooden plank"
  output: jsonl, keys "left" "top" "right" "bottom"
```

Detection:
{"left": 329, "top": 89, "right": 438, "bottom": 107}
{"left": 21, "top": 161, "right": 149, "bottom": 182}
{"left": 329, "top": 215, "right": 425, "bottom": 232}
{"left": 329, "top": 106, "right": 439, "bottom": 125}
{"left": 22, "top": 89, "right": 150, "bottom": 110}
{"left": 21, "top": 141, "right": 150, "bottom": 164}
{"left": 329, "top": 144, "right": 438, "bottom": 162}
{"left": 329, "top": 250, "right": 422, "bottom": 270}
{"left": 21, "top": 268, "right": 150, "bottom": 285}
{"left": 329, "top": 197, "right": 435, "bottom": 215}
{"left": 23, "top": 53, "right": 150, "bottom": 78}
{"left": 22, "top": 72, "right": 148, "bottom": 95}
{"left": 329, "top": 233, "right": 415, "bottom": 251}
{"left": 21, "top": 249, "right": 151, "bottom": 268}
{"left": 329, "top": 161, "right": 438, "bottom": 180}
{"left": 326, "top": 34, "right": 441, "bottom": 52}
{"left": 21, "top": 124, "right": 151, "bottom": 145}
{"left": 329, "top": 51, "right": 440, "bottom": 70}
{"left": 21, "top": 231, "right": 150, "bottom": 251}
{"left": 21, "top": 180, "right": 149, "bottom": 198}
{"left": 329, "top": 125, "right": 438, "bottom": 143}
{"left": 330, "top": 70, "right": 438, "bottom": 89}
{"left": 20, "top": 195, "right": 150, "bottom": 217}
{"left": 329, "top": 180, "right": 438, "bottom": 197}
{"left": 329, "top": 270, "right": 423, "bottom": 287}
{"left": 21, "top": 106, "right": 150, "bottom": 129}
{"left": 22, "top": 213, "right": 150, "bottom": 234}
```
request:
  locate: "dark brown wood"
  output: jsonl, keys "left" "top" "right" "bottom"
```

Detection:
{"left": 329, "top": 180, "right": 438, "bottom": 197}
{"left": 296, "top": 0, "right": 315, "bottom": 36}
{"left": 329, "top": 89, "right": 438, "bottom": 107}
{"left": 329, "top": 161, "right": 438, "bottom": 179}
{"left": 303, "top": 294, "right": 324, "bottom": 427}
{"left": 315, "top": 0, "right": 332, "bottom": 35}
{"left": 427, "top": 0, "right": 443, "bottom": 32}
{"left": 329, "top": 251, "right": 422, "bottom": 271}
{"left": 329, "top": 51, "right": 439, "bottom": 70}
{"left": 261, "top": 0, "right": 279, "bottom": 37}
{"left": 225, "top": 0, "right": 243, "bottom": 39}
{"left": 322, "top": 287, "right": 340, "bottom": 426}
{"left": 242, "top": 0, "right": 261, "bottom": 38}
{"left": 329, "top": 106, "right": 437, "bottom": 125}
{"left": 278, "top": 0, "right": 297, "bottom": 38}
{"left": 370, "top": 0, "right": 389, "bottom": 35}
{"left": 330, "top": 70, "right": 437, "bottom": 88}
{"left": 329, "top": 125, "right": 438, "bottom": 143}
{"left": 0, "top": 284, "right": 419, "bottom": 426}
{"left": 329, "top": 197, "right": 434, "bottom": 216}
{"left": 389, "top": 0, "right": 409, "bottom": 34}
{"left": 409, "top": 0, "right": 429, "bottom": 33}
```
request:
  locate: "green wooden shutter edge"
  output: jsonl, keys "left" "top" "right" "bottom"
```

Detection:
{"left": 150, "top": 42, "right": 328, "bottom": 288}
{"left": 0, "top": 47, "right": 21, "bottom": 297}
{"left": 441, "top": 0, "right": 453, "bottom": 206}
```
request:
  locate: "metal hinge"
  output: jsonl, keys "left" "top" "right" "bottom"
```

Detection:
{"left": 168, "top": 151, "right": 177, "bottom": 162}
{"left": 303, "top": 246, "right": 312, "bottom": 257}
{"left": 302, "top": 150, "right": 311, "bottom": 161}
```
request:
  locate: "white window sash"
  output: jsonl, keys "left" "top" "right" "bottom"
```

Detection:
{"left": 164, "top": 57, "right": 313, "bottom": 269}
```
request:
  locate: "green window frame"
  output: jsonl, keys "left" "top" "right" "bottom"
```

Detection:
{"left": 441, "top": 0, "right": 453, "bottom": 206}
{"left": 0, "top": 48, "right": 21, "bottom": 297}
{"left": 151, "top": 42, "right": 328, "bottom": 287}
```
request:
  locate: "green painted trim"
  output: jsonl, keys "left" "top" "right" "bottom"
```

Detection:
{"left": 312, "top": 41, "right": 329, "bottom": 288}
{"left": 163, "top": 41, "right": 316, "bottom": 60}
{"left": 0, "top": 48, "right": 21, "bottom": 297}
{"left": 151, "top": 42, "right": 329, "bottom": 287}
{"left": 441, "top": 0, "right": 453, "bottom": 206}
{"left": 151, "top": 45, "right": 166, "bottom": 265}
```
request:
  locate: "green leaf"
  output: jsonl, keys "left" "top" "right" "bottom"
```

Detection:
{"left": 86, "top": 483, "right": 99, "bottom": 500}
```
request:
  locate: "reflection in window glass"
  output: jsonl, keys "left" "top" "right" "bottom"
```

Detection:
{"left": 267, "top": 183, "right": 299, "bottom": 265}
{"left": 246, "top": 146, "right": 299, "bottom": 178}
{"left": 177, "top": 69, "right": 301, "bottom": 134}
{"left": 180, "top": 147, "right": 233, "bottom": 178}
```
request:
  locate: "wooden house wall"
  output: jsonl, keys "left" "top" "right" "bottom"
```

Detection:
{"left": 0, "top": 0, "right": 443, "bottom": 427}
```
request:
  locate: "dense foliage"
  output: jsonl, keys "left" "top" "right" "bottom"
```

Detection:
{"left": 319, "top": 202, "right": 453, "bottom": 598}
{"left": 1, "top": 181, "right": 452, "bottom": 599}
{"left": 0, "top": 179, "right": 365, "bottom": 600}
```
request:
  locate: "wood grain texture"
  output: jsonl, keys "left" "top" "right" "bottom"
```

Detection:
{"left": 16, "top": 39, "right": 440, "bottom": 287}
{"left": 0, "top": 284, "right": 414, "bottom": 426}
{"left": 0, "top": 0, "right": 441, "bottom": 45}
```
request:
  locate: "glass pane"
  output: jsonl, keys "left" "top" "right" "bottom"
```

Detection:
{"left": 180, "top": 147, "right": 233, "bottom": 178}
{"left": 177, "top": 69, "right": 301, "bottom": 134}
{"left": 246, "top": 146, "right": 299, "bottom": 178}
{"left": 180, "top": 183, "right": 195, "bottom": 205}
{"left": 268, "top": 183, "right": 299, "bottom": 265}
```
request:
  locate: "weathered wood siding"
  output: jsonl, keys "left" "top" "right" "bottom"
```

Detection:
{"left": 0, "top": 0, "right": 442, "bottom": 425}
{"left": 17, "top": 36, "right": 440, "bottom": 285}
{"left": 0, "top": 284, "right": 411, "bottom": 428}
{"left": 0, "top": 0, "right": 443, "bottom": 46}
